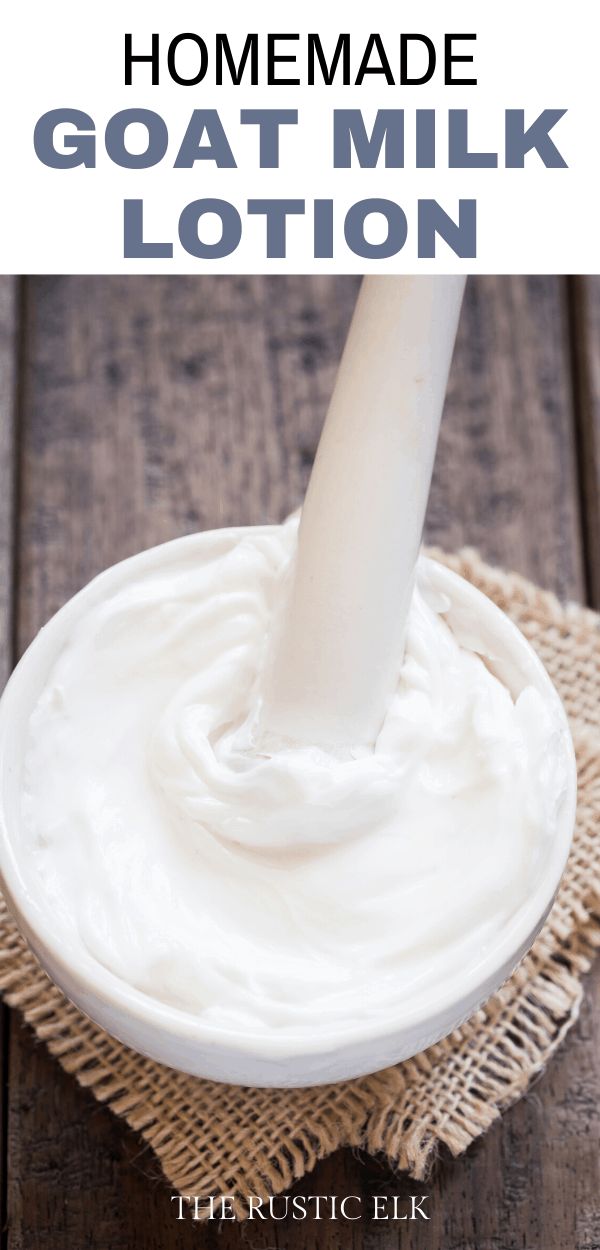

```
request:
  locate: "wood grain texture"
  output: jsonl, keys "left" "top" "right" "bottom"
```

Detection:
{"left": 3, "top": 275, "right": 599, "bottom": 1250}
{"left": 0, "top": 276, "right": 19, "bottom": 1246}
{"left": 429, "top": 275, "right": 584, "bottom": 597}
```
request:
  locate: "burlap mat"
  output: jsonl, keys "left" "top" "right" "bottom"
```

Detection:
{"left": 1, "top": 548, "right": 599, "bottom": 1216}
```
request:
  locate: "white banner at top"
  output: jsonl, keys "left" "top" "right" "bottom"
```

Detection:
{"left": 0, "top": 0, "right": 597, "bottom": 272}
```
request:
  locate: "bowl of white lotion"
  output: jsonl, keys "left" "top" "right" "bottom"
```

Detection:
{"left": 0, "top": 520, "right": 577, "bottom": 1086}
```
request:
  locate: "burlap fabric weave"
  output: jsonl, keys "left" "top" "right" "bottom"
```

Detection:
{"left": 1, "top": 549, "right": 599, "bottom": 1217}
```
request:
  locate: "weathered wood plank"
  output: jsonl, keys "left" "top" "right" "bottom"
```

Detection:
{"left": 562, "top": 273, "right": 600, "bottom": 1250}
{"left": 429, "top": 274, "right": 584, "bottom": 597}
{"left": 0, "top": 276, "right": 19, "bottom": 1245}
{"left": 6, "top": 275, "right": 595, "bottom": 1250}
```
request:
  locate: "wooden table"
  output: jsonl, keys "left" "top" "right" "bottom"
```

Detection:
{"left": 0, "top": 275, "right": 599, "bottom": 1249}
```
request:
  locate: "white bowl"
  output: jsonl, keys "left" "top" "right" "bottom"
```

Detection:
{"left": 0, "top": 532, "right": 577, "bottom": 1087}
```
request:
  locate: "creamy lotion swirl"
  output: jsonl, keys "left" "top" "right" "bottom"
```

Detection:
{"left": 21, "top": 520, "right": 567, "bottom": 1034}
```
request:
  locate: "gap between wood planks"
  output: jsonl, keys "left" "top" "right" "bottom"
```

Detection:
{"left": 0, "top": 276, "right": 23, "bottom": 1250}
{"left": 567, "top": 275, "right": 600, "bottom": 611}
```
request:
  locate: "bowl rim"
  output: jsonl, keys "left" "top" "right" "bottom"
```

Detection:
{"left": 0, "top": 528, "right": 578, "bottom": 1062}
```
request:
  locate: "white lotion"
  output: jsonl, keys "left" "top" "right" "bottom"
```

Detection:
{"left": 20, "top": 522, "right": 567, "bottom": 1037}
{"left": 260, "top": 275, "right": 466, "bottom": 750}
